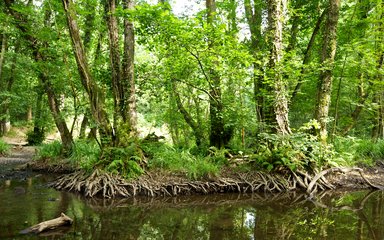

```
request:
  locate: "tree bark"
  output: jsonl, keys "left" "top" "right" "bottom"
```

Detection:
{"left": 315, "top": 0, "right": 340, "bottom": 143}
{"left": 122, "top": 0, "right": 138, "bottom": 134}
{"left": 105, "top": 0, "right": 123, "bottom": 131}
{"left": 0, "top": 35, "right": 10, "bottom": 136}
{"left": 291, "top": 9, "right": 326, "bottom": 102}
{"left": 62, "top": 0, "right": 113, "bottom": 145}
{"left": 267, "top": 0, "right": 291, "bottom": 135}
{"left": 244, "top": 0, "right": 265, "bottom": 122}
{"left": 172, "top": 80, "right": 204, "bottom": 147}
{"left": 206, "top": 0, "right": 231, "bottom": 148}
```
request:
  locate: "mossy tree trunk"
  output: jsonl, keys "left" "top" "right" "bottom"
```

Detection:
{"left": 315, "top": 0, "right": 340, "bottom": 143}
{"left": 206, "top": 0, "right": 232, "bottom": 148}
{"left": 62, "top": 0, "right": 113, "bottom": 146}
{"left": 267, "top": 0, "right": 291, "bottom": 135}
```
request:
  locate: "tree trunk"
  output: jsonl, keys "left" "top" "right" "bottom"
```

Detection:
{"left": 315, "top": 0, "right": 340, "bottom": 143}
{"left": 244, "top": 0, "right": 265, "bottom": 123}
{"left": 291, "top": 9, "right": 326, "bottom": 103}
{"left": 172, "top": 80, "right": 204, "bottom": 147}
{"left": 105, "top": 0, "right": 123, "bottom": 133}
{"left": 122, "top": 0, "right": 138, "bottom": 135}
{"left": 62, "top": 0, "right": 113, "bottom": 145}
{"left": 39, "top": 72, "right": 74, "bottom": 153}
{"left": 267, "top": 0, "right": 291, "bottom": 135}
{"left": 0, "top": 34, "right": 9, "bottom": 136}
{"left": 206, "top": 0, "right": 231, "bottom": 148}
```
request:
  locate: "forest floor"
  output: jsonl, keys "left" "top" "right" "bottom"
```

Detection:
{"left": 2, "top": 130, "right": 384, "bottom": 196}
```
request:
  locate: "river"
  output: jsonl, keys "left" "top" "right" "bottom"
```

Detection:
{"left": 1, "top": 172, "right": 384, "bottom": 239}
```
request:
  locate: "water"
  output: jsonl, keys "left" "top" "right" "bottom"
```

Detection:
{"left": 1, "top": 175, "right": 384, "bottom": 239}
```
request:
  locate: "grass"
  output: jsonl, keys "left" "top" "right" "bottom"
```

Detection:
{"left": 0, "top": 139, "right": 10, "bottom": 156}
{"left": 69, "top": 139, "right": 100, "bottom": 172}
{"left": 143, "top": 142, "right": 223, "bottom": 180}
{"left": 332, "top": 137, "right": 384, "bottom": 167}
{"left": 34, "top": 141, "right": 62, "bottom": 162}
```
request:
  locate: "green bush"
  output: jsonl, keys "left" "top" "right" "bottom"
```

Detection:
{"left": 251, "top": 133, "right": 337, "bottom": 172}
{"left": 0, "top": 139, "right": 10, "bottom": 156}
{"left": 26, "top": 129, "right": 45, "bottom": 145}
{"left": 100, "top": 141, "right": 145, "bottom": 179}
{"left": 35, "top": 141, "right": 62, "bottom": 161}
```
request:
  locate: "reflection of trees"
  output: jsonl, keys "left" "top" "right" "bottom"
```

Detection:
{"left": 3, "top": 181, "right": 384, "bottom": 239}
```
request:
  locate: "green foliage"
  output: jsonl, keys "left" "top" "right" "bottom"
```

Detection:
{"left": 0, "top": 139, "right": 10, "bottom": 156}
{"left": 35, "top": 141, "right": 62, "bottom": 161}
{"left": 333, "top": 137, "right": 384, "bottom": 167}
{"left": 251, "top": 133, "right": 336, "bottom": 172}
{"left": 69, "top": 139, "right": 100, "bottom": 172}
{"left": 143, "top": 142, "right": 220, "bottom": 180}
{"left": 100, "top": 143, "right": 145, "bottom": 179}
{"left": 26, "top": 129, "right": 45, "bottom": 146}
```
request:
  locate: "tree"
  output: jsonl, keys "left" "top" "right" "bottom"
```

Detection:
{"left": 266, "top": 0, "right": 291, "bottom": 134}
{"left": 315, "top": 0, "right": 340, "bottom": 143}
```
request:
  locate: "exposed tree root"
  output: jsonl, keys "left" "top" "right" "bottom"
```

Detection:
{"left": 51, "top": 167, "right": 383, "bottom": 198}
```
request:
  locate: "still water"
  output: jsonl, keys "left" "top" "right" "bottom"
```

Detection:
{"left": 1, "top": 174, "right": 384, "bottom": 240}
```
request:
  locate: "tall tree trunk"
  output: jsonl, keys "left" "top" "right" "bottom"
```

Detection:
{"left": 206, "top": 0, "right": 231, "bottom": 148}
{"left": 5, "top": 0, "right": 74, "bottom": 152}
{"left": 62, "top": 0, "right": 113, "bottom": 145}
{"left": 105, "top": 0, "right": 123, "bottom": 134}
{"left": 315, "top": 0, "right": 340, "bottom": 143}
{"left": 122, "top": 0, "right": 138, "bottom": 134}
{"left": 267, "top": 0, "right": 291, "bottom": 134}
{"left": 0, "top": 34, "right": 9, "bottom": 136}
{"left": 244, "top": 0, "right": 265, "bottom": 123}
{"left": 291, "top": 9, "right": 326, "bottom": 102}
{"left": 0, "top": 34, "right": 6, "bottom": 81}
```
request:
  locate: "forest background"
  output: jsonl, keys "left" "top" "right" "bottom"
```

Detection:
{"left": 0, "top": 0, "right": 383, "bottom": 180}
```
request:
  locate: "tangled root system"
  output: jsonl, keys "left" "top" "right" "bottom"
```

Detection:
{"left": 51, "top": 167, "right": 382, "bottom": 198}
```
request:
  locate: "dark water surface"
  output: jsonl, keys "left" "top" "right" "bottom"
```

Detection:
{"left": 1, "top": 174, "right": 384, "bottom": 240}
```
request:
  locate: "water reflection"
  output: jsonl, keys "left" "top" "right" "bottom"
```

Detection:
{"left": 1, "top": 176, "right": 384, "bottom": 239}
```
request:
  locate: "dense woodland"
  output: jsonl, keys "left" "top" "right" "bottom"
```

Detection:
{"left": 0, "top": 0, "right": 383, "bottom": 184}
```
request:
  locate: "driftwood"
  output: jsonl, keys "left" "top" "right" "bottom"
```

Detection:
{"left": 20, "top": 213, "right": 73, "bottom": 234}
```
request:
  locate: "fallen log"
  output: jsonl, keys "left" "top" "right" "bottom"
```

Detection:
{"left": 20, "top": 213, "right": 73, "bottom": 234}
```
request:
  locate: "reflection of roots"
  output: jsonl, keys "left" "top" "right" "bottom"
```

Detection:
{"left": 51, "top": 167, "right": 382, "bottom": 198}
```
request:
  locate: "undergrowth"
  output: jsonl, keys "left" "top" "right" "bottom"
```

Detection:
{"left": 35, "top": 140, "right": 62, "bottom": 162}
{"left": 142, "top": 142, "right": 223, "bottom": 180}
{"left": 0, "top": 139, "right": 10, "bottom": 156}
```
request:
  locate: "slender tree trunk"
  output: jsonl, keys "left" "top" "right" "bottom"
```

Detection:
{"left": 315, "top": 0, "right": 340, "bottom": 143}
{"left": 244, "top": 0, "right": 265, "bottom": 123}
{"left": 40, "top": 72, "right": 74, "bottom": 152}
{"left": 267, "top": 0, "right": 291, "bottom": 135}
{"left": 62, "top": 0, "right": 113, "bottom": 145}
{"left": 0, "top": 34, "right": 6, "bottom": 81}
{"left": 0, "top": 34, "right": 9, "bottom": 136}
{"left": 105, "top": 0, "right": 122, "bottom": 134}
{"left": 291, "top": 9, "right": 326, "bottom": 102}
{"left": 122, "top": 0, "right": 138, "bottom": 134}
{"left": 206, "top": 0, "right": 230, "bottom": 148}
{"left": 172, "top": 80, "right": 204, "bottom": 147}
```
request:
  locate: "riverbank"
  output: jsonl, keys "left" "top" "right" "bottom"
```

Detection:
{"left": 6, "top": 153, "right": 384, "bottom": 198}
{"left": 1, "top": 138, "right": 384, "bottom": 198}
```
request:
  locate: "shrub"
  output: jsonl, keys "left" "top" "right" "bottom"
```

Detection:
{"left": 69, "top": 139, "right": 100, "bottom": 172}
{"left": 251, "top": 132, "right": 337, "bottom": 172}
{"left": 0, "top": 139, "right": 10, "bottom": 156}
{"left": 35, "top": 141, "right": 62, "bottom": 161}
{"left": 26, "top": 129, "right": 45, "bottom": 145}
